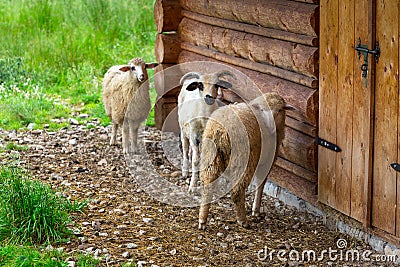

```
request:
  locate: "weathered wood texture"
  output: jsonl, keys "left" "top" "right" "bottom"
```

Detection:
{"left": 178, "top": 50, "right": 318, "bottom": 125}
{"left": 155, "top": 33, "right": 181, "bottom": 64}
{"left": 319, "top": 0, "right": 374, "bottom": 227}
{"left": 154, "top": 0, "right": 182, "bottom": 33}
{"left": 276, "top": 157, "right": 317, "bottom": 183}
{"left": 318, "top": 0, "right": 338, "bottom": 212}
{"left": 182, "top": 11, "right": 318, "bottom": 46}
{"left": 155, "top": 97, "right": 177, "bottom": 130}
{"left": 181, "top": 43, "right": 317, "bottom": 88}
{"left": 180, "top": 0, "right": 319, "bottom": 36}
{"left": 269, "top": 165, "right": 318, "bottom": 204}
{"left": 372, "top": 0, "right": 399, "bottom": 236}
{"left": 280, "top": 127, "right": 316, "bottom": 173}
{"left": 179, "top": 18, "right": 319, "bottom": 78}
{"left": 153, "top": 64, "right": 182, "bottom": 130}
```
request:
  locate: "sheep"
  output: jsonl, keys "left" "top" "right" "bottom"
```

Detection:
{"left": 178, "top": 70, "right": 235, "bottom": 193}
{"left": 102, "top": 57, "right": 158, "bottom": 154}
{"left": 198, "top": 92, "right": 294, "bottom": 229}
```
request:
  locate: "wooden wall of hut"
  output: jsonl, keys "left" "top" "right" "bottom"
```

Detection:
{"left": 154, "top": 0, "right": 320, "bottom": 203}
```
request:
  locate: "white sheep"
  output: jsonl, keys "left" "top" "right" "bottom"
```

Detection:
{"left": 178, "top": 71, "right": 234, "bottom": 192}
{"left": 198, "top": 92, "right": 294, "bottom": 229}
{"left": 102, "top": 57, "right": 157, "bottom": 154}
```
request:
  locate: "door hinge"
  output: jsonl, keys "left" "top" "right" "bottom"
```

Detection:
{"left": 316, "top": 137, "right": 342, "bottom": 152}
{"left": 390, "top": 163, "right": 400, "bottom": 172}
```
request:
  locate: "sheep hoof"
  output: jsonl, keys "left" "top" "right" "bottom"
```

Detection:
{"left": 198, "top": 222, "right": 206, "bottom": 230}
{"left": 188, "top": 186, "right": 195, "bottom": 194}
{"left": 252, "top": 213, "right": 263, "bottom": 223}
{"left": 238, "top": 221, "right": 250, "bottom": 229}
{"left": 252, "top": 211, "right": 260, "bottom": 217}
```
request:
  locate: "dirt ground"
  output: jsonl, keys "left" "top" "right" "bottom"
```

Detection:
{"left": 0, "top": 119, "right": 396, "bottom": 267}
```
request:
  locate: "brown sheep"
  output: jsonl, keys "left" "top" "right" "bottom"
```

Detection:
{"left": 198, "top": 92, "right": 293, "bottom": 229}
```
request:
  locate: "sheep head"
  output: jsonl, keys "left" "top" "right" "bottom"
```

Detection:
{"left": 118, "top": 57, "right": 158, "bottom": 83}
{"left": 180, "top": 70, "right": 235, "bottom": 105}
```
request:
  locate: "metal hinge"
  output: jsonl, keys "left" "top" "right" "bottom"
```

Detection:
{"left": 316, "top": 137, "right": 342, "bottom": 152}
{"left": 391, "top": 163, "right": 400, "bottom": 172}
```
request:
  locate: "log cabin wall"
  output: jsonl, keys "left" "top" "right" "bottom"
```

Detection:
{"left": 154, "top": 0, "right": 320, "bottom": 203}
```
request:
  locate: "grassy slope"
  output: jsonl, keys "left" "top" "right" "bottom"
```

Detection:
{"left": 0, "top": 0, "right": 157, "bottom": 130}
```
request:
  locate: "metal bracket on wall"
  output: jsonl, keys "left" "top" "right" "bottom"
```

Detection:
{"left": 316, "top": 136, "right": 342, "bottom": 152}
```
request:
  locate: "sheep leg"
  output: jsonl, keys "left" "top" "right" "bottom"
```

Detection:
{"left": 122, "top": 121, "right": 131, "bottom": 155}
{"left": 110, "top": 123, "right": 118, "bottom": 146}
{"left": 181, "top": 135, "right": 190, "bottom": 177}
{"left": 231, "top": 188, "right": 249, "bottom": 228}
{"left": 252, "top": 177, "right": 267, "bottom": 217}
{"left": 199, "top": 184, "right": 212, "bottom": 230}
{"left": 130, "top": 120, "right": 140, "bottom": 154}
{"left": 188, "top": 142, "right": 199, "bottom": 193}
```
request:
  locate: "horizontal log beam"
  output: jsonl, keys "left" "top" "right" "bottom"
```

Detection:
{"left": 180, "top": 0, "right": 318, "bottom": 36}
{"left": 155, "top": 33, "right": 181, "bottom": 64}
{"left": 178, "top": 50, "right": 318, "bottom": 125}
{"left": 269, "top": 165, "right": 318, "bottom": 204}
{"left": 155, "top": 97, "right": 178, "bottom": 131}
{"left": 181, "top": 43, "right": 318, "bottom": 88}
{"left": 276, "top": 157, "right": 317, "bottom": 183}
{"left": 154, "top": 0, "right": 182, "bottom": 33}
{"left": 286, "top": 115, "right": 317, "bottom": 137}
{"left": 182, "top": 10, "right": 318, "bottom": 46}
{"left": 279, "top": 127, "right": 316, "bottom": 172}
{"left": 179, "top": 18, "right": 318, "bottom": 78}
{"left": 292, "top": 0, "right": 319, "bottom": 3}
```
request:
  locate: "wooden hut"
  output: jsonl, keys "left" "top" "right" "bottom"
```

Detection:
{"left": 154, "top": 0, "right": 400, "bottom": 245}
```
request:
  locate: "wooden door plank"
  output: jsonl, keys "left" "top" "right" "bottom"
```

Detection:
{"left": 397, "top": 1, "right": 400, "bottom": 237}
{"left": 351, "top": 0, "right": 374, "bottom": 224}
{"left": 318, "top": 0, "right": 339, "bottom": 207}
{"left": 335, "top": 0, "right": 354, "bottom": 215}
{"left": 373, "top": 0, "right": 398, "bottom": 235}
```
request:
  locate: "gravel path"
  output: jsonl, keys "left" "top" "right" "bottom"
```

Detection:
{"left": 0, "top": 120, "right": 395, "bottom": 267}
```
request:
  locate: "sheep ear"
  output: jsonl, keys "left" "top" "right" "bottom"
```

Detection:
{"left": 217, "top": 80, "right": 232, "bottom": 89}
{"left": 216, "top": 70, "right": 236, "bottom": 80}
{"left": 119, "top": 66, "right": 131, "bottom": 72}
{"left": 145, "top": 62, "right": 158, "bottom": 69}
{"left": 180, "top": 72, "right": 201, "bottom": 85}
{"left": 284, "top": 104, "right": 296, "bottom": 110}
{"left": 186, "top": 82, "right": 200, "bottom": 91}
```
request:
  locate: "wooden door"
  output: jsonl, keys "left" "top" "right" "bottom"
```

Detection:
{"left": 372, "top": 0, "right": 400, "bottom": 236}
{"left": 320, "top": 0, "right": 400, "bottom": 236}
{"left": 319, "top": 0, "right": 374, "bottom": 224}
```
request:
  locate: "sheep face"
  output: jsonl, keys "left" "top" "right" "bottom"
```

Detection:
{"left": 180, "top": 71, "right": 234, "bottom": 105}
{"left": 118, "top": 57, "right": 158, "bottom": 83}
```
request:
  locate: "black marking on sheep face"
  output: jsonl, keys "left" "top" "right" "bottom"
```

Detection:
{"left": 186, "top": 82, "right": 204, "bottom": 91}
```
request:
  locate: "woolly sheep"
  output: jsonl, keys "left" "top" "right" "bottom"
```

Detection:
{"left": 102, "top": 57, "right": 157, "bottom": 154}
{"left": 198, "top": 92, "right": 294, "bottom": 229}
{"left": 178, "top": 70, "right": 235, "bottom": 193}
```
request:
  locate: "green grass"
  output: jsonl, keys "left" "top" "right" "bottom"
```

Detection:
{"left": 4, "top": 142, "right": 28, "bottom": 152}
{"left": 0, "top": 245, "right": 100, "bottom": 267}
{"left": 0, "top": 165, "right": 96, "bottom": 265}
{"left": 0, "top": 0, "right": 157, "bottom": 130}
{"left": 0, "top": 166, "right": 86, "bottom": 245}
